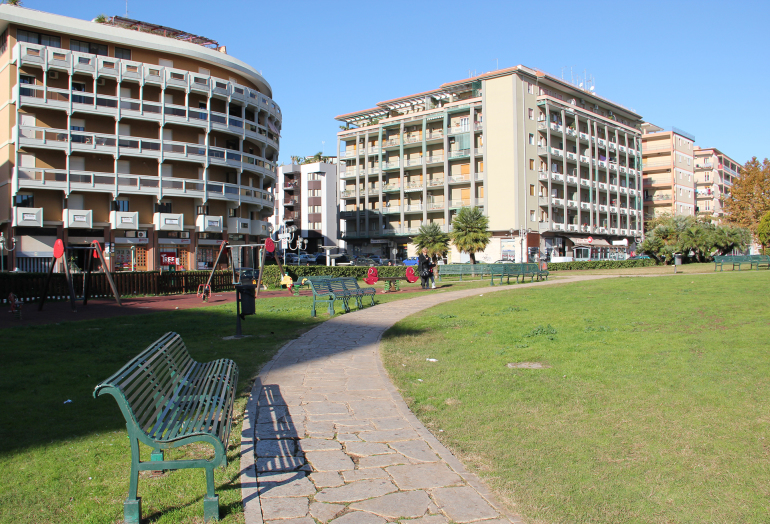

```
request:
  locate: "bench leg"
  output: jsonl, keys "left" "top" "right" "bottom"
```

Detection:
{"left": 125, "top": 432, "right": 142, "bottom": 524}
{"left": 203, "top": 466, "right": 219, "bottom": 522}
{"left": 311, "top": 298, "right": 317, "bottom": 317}
{"left": 369, "top": 293, "right": 376, "bottom": 306}
{"left": 328, "top": 301, "right": 335, "bottom": 316}
{"left": 124, "top": 497, "right": 141, "bottom": 524}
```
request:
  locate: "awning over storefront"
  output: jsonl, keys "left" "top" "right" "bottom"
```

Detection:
{"left": 568, "top": 237, "right": 611, "bottom": 247}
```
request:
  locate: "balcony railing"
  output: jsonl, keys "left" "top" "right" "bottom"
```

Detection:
{"left": 448, "top": 149, "right": 470, "bottom": 159}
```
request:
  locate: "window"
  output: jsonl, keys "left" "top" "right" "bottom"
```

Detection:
{"left": 17, "top": 29, "right": 61, "bottom": 48}
{"left": 113, "top": 200, "right": 130, "bottom": 212}
{"left": 155, "top": 202, "right": 172, "bottom": 213}
{"left": 307, "top": 172, "right": 322, "bottom": 181}
{"left": 309, "top": 222, "right": 322, "bottom": 229}
{"left": 70, "top": 39, "right": 108, "bottom": 56}
{"left": 196, "top": 205, "right": 209, "bottom": 215}
{"left": 705, "top": 173, "right": 710, "bottom": 182}
{"left": 308, "top": 189, "right": 321, "bottom": 197}
{"left": 529, "top": 159, "right": 535, "bottom": 170}
{"left": 114, "top": 47, "right": 131, "bottom": 60}
{"left": 529, "top": 184, "right": 535, "bottom": 196}
{"left": 530, "top": 210, "right": 536, "bottom": 221}
{"left": 687, "top": 157, "right": 690, "bottom": 166}
{"left": 527, "top": 82, "right": 535, "bottom": 95}
{"left": 228, "top": 208, "right": 238, "bottom": 218}
{"left": 528, "top": 108, "right": 534, "bottom": 120}
{"left": 308, "top": 205, "right": 322, "bottom": 213}
{"left": 528, "top": 133, "right": 534, "bottom": 145}
{"left": 14, "top": 194, "right": 34, "bottom": 208}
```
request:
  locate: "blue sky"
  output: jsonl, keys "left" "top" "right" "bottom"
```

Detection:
{"left": 29, "top": 0, "right": 770, "bottom": 165}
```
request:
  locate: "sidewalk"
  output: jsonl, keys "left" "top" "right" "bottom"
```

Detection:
{"left": 241, "top": 274, "right": 611, "bottom": 523}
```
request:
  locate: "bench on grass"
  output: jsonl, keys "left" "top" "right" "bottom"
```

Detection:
{"left": 714, "top": 254, "right": 770, "bottom": 271}
{"left": 292, "top": 275, "right": 334, "bottom": 296}
{"left": 309, "top": 277, "right": 376, "bottom": 316}
{"left": 94, "top": 332, "right": 238, "bottom": 524}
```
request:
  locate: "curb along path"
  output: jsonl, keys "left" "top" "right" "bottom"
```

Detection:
{"left": 240, "top": 275, "right": 611, "bottom": 523}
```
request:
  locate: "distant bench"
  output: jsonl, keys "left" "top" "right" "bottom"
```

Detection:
{"left": 714, "top": 255, "right": 770, "bottom": 271}
{"left": 437, "top": 263, "right": 548, "bottom": 285}
{"left": 94, "top": 332, "right": 238, "bottom": 523}
{"left": 309, "top": 277, "right": 376, "bottom": 316}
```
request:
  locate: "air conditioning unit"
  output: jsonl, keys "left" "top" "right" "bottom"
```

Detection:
{"left": 593, "top": 104, "right": 599, "bottom": 111}
{"left": 48, "top": 71, "right": 59, "bottom": 80}
{"left": 97, "top": 78, "right": 106, "bottom": 86}
{"left": 136, "top": 231, "right": 147, "bottom": 238}
{"left": 608, "top": 110, "right": 614, "bottom": 117}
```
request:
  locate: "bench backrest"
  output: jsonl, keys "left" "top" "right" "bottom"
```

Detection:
{"left": 328, "top": 279, "right": 349, "bottom": 295}
{"left": 309, "top": 279, "right": 333, "bottom": 295}
{"left": 93, "top": 332, "right": 237, "bottom": 444}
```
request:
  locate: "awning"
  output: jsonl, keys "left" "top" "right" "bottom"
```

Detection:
{"left": 568, "top": 237, "right": 611, "bottom": 247}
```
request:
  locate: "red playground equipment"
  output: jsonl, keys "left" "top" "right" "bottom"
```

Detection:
{"left": 361, "top": 266, "right": 419, "bottom": 292}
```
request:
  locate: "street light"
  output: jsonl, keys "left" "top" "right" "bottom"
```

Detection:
{"left": 519, "top": 227, "right": 531, "bottom": 263}
{"left": 0, "top": 232, "right": 16, "bottom": 272}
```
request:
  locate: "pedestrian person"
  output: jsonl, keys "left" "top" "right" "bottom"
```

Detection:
{"left": 418, "top": 247, "right": 432, "bottom": 289}
{"left": 429, "top": 255, "right": 437, "bottom": 289}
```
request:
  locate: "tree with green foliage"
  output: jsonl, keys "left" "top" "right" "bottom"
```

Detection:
{"left": 413, "top": 222, "right": 450, "bottom": 258}
{"left": 756, "top": 211, "right": 770, "bottom": 255}
{"left": 449, "top": 207, "right": 491, "bottom": 264}
{"left": 639, "top": 215, "right": 751, "bottom": 264}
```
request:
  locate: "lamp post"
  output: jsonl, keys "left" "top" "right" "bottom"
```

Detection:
{"left": 519, "top": 227, "right": 531, "bottom": 263}
{"left": 0, "top": 231, "right": 16, "bottom": 272}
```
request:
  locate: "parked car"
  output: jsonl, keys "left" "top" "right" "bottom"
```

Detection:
{"left": 627, "top": 255, "right": 651, "bottom": 260}
{"left": 331, "top": 254, "right": 352, "bottom": 266}
{"left": 313, "top": 253, "right": 326, "bottom": 265}
{"left": 367, "top": 255, "right": 386, "bottom": 265}
{"left": 353, "top": 257, "right": 377, "bottom": 266}
{"left": 381, "top": 258, "right": 404, "bottom": 266}
{"left": 298, "top": 254, "right": 315, "bottom": 265}
{"left": 493, "top": 259, "right": 515, "bottom": 264}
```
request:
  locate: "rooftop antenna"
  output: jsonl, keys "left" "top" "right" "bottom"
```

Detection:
{"left": 125, "top": 0, "right": 128, "bottom": 17}
{"left": 495, "top": 58, "right": 498, "bottom": 70}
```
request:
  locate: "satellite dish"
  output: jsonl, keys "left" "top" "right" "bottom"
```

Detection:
{"left": 589, "top": 86, "right": 595, "bottom": 92}
{"left": 579, "top": 82, "right": 583, "bottom": 88}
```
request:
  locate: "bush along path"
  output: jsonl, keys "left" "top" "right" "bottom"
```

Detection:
{"left": 240, "top": 274, "right": 612, "bottom": 523}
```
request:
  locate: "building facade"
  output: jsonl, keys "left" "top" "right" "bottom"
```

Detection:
{"left": 273, "top": 160, "right": 338, "bottom": 253}
{"left": 0, "top": 7, "right": 280, "bottom": 273}
{"left": 641, "top": 123, "right": 695, "bottom": 221}
{"left": 336, "top": 66, "right": 644, "bottom": 262}
{"left": 693, "top": 147, "right": 741, "bottom": 219}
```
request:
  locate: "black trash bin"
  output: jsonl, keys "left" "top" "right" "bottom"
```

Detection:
{"left": 235, "top": 284, "right": 256, "bottom": 317}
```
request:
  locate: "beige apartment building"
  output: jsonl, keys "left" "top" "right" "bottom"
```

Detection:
{"left": 0, "top": 6, "right": 280, "bottom": 272}
{"left": 693, "top": 147, "right": 741, "bottom": 218}
{"left": 336, "top": 66, "right": 644, "bottom": 262}
{"left": 641, "top": 124, "right": 695, "bottom": 221}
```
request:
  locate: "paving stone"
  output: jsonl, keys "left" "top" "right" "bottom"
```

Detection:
{"left": 349, "top": 400, "right": 402, "bottom": 418}
{"left": 257, "top": 456, "right": 305, "bottom": 473}
{"left": 309, "top": 471, "right": 344, "bottom": 488}
{"left": 345, "top": 441, "right": 393, "bottom": 456}
{"left": 256, "top": 423, "right": 301, "bottom": 439}
{"left": 431, "top": 486, "right": 499, "bottom": 523}
{"left": 350, "top": 490, "right": 432, "bottom": 518}
{"left": 399, "top": 516, "right": 450, "bottom": 524}
{"left": 266, "top": 518, "right": 315, "bottom": 524}
{"left": 389, "top": 440, "right": 440, "bottom": 462}
{"left": 304, "top": 450, "right": 355, "bottom": 471}
{"left": 257, "top": 406, "right": 291, "bottom": 423}
{"left": 386, "top": 463, "right": 462, "bottom": 490}
{"left": 258, "top": 472, "right": 315, "bottom": 498}
{"left": 260, "top": 496, "right": 309, "bottom": 520}
{"left": 341, "top": 467, "right": 389, "bottom": 482}
{"left": 309, "top": 501, "right": 345, "bottom": 523}
{"left": 359, "top": 428, "right": 420, "bottom": 442}
{"left": 296, "top": 438, "right": 342, "bottom": 452}
{"left": 315, "top": 479, "right": 398, "bottom": 503}
{"left": 370, "top": 417, "right": 410, "bottom": 430}
{"left": 336, "top": 433, "right": 362, "bottom": 442}
{"left": 303, "top": 402, "right": 349, "bottom": 415}
{"left": 256, "top": 439, "right": 298, "bottom": 457}
{"left": 329, "top": 511, "right": 387, "bottom": 524}
{"left": 357, "top": 453, "right": 412, "bottom": 469}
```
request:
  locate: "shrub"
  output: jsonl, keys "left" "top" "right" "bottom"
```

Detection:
{"left": 545, "top": 259, "right": 656, "bottom": 271}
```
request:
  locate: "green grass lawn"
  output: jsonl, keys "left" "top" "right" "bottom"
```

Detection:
{"left": 0, "top": 277, "right": 497, "bottom": 524}
{"left": 380, "top": 271, "right": 770, "bottom": 524}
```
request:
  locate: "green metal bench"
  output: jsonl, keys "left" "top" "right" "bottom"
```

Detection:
{"left": 292, "top": 275, "right": 334, "bottom": 296}
{"left": 94, "top": 332, "right": 238, "bottom": 523}
{"left": 714, "top": 255, "right": 770, "bottom": 271}
{"left": 309, "top": 278, "right": 352, "bottom": 316}
{"left": 751, "top": 255, "right": 770, "bottom": 269}
{"left": 339, "top": 276, "right": 376, "bottom": 309}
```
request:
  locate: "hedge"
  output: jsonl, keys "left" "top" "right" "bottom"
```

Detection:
{"left": 545, "top": 259, "right": 657, "bottom": 271}
{"left": 260, "top": 265, "right": 408, "bottom": 288}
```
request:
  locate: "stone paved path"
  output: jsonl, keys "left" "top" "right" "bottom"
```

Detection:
{"left": 240, "top": 275, "right": 611, "bottom": 523}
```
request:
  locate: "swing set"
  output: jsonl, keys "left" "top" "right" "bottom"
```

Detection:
{"left": 38, "top": 239, "right": 122, "bottom": 312}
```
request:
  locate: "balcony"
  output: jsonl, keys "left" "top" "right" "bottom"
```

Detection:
{"left": 339, "top": 171, "right": 357, "bottom": 179}
{"left": 404, "top": 181, "right": 424, "bottom": 192}
{"left": 448, "top": 199, "right": 471, "bottom": 208}
{"left": 110, "top": 211, "right": 139, "bottom": 230}
{"left": 427, "top": 178, "right": 445, "bottom": 187}
{"left": 566, "top": 152, "right": 577, "bottom": 161}
{"left": 448, "top": 175, "right": 471, "bottom": 184}
{"left": 383, "top": 206, "right": 400, "bottom": 214}
{"left": 227, "top": 216, "right": 251, "bottom": 234}
{"left": 63, "top": 209, "right": 93, "bottom": 228}
{"left": 382, "top": 161, "right": 400, "bottom": 170}
{"left": 448, "top": 125, "right": 470, "bottom": 135}
{"left": 12, "top": 206, "right": 43, "bottom": 227}
{"left": 427, "top": 202, "right": 445, "bottom": 211}
{"left": 425, "top": 131, "right": 444, "bottom": 141}
{"left": 340, "top": 190, "right": 356, "bottom": 198}
{"left": 382, "top": 184, "right": 400, "bottom": 192}
{"left": 425, "top": 155, "right": 444, "bottom": 165}
{"left": 251, "top": 219, "right": 270, "bottom": 237}
{"left": 448, "top": 149, "right": 470, "bottom": 159}
{"left": 403, "top": 135, "right": 422, "bottom": 145}
{"left": 196, "top": 215, "right": 224, "bottom": 233}
{"left": 579, "top": 132, "right": 590, "bottom": 141}
{"left": 154, "top": 212, "right": 184, "bottom": 231}
{"left": 405, "top": 204, "right": 423, "bottom": 213}
{"left": 404, "top": 157, "right": 424, "bottom": 167}
{"left": 551, "top": 148, "right": 564, "bottom": 158}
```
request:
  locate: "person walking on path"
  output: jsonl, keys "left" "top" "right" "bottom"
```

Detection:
{"left": 418, "top": 247, "right": 433, "bottom": 289}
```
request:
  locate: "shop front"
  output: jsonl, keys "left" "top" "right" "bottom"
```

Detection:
{"left": 196, "top": 233, "right": 224, "bottom": 270}
{"left": 114, "top": 230, "right": 149, "bottom": 271}
{"left": 67, "top": 229, "right": 105, "bottom": 272}
{"left": 157, "top": 231, "right": 192, "bottom": 271}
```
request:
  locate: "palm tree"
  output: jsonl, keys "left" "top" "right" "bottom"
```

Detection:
{"left": 413, "top": 223, "right": 449, "bottom": 258}
{"left": 450, "top": 207, "right": 491, "bottom": 264}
